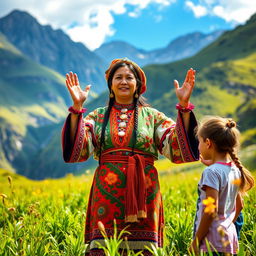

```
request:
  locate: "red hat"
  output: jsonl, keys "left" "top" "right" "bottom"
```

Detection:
{"left": 105, "top": 58, "right": 147, "bottom": 95}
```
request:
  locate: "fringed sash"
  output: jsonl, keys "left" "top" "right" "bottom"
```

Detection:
{"left": 100, "top": 152, "right": 154, "bottom": 223}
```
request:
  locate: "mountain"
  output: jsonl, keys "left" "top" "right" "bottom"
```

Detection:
{"left": 142, "top": 12, "right": 256, "bottom": 146}
{"left": 151, "top": 30, "right": 224, "bottom": 64}
{"left": 1, "top": 10, "right": 255, "bottom": 180}
{"left": 94, "top": 41, "right": 152, "bottom": 67}
{"left": 94, "top": 30, "right": 223, "bottom": 66}
{"left": 0, "top": 10, "right": 107, "bottom": 94}
{"left": 0, "top": 32, "right": 95, "bottom": 178}
{"left": 90, "top": 13, "right": 256, "bottom": 149}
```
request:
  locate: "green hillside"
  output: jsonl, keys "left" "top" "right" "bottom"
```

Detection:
{"left": 143, "top": 13, "right": 256, "bottom": 136}
{"left": 89, "top": 13, "right": 256, "bottom": 150}
{"left": 0, "top": 33, "right": 100, "bottom": 178}
{"left": 0, "top": 33, "right": 70, "bottom": 124}
{"left": 0, "top": 33, "right": 72, "bottom": 175}
{"left": 0, "top": 12, "right": 256, "bottom": 179}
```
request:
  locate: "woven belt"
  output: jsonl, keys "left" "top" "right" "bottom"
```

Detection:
{"left": 100, "top": 153, "right": 154, "bottom": 222}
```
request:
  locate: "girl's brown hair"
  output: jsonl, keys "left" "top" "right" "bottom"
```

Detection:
{"left": 197, "top": 116, "right": 254, "bottom": 193}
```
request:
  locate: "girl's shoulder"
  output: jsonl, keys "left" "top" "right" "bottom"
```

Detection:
{"left": 203, "top": 162, "right": 235, "bottom": 177}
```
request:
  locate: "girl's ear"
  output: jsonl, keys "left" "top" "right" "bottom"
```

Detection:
{"left": 205, "top": 138, "right": 212, "bottom": 149}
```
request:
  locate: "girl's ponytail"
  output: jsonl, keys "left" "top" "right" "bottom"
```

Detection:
{"left": 229, "top": 148, "right": 255, "bottom": 193}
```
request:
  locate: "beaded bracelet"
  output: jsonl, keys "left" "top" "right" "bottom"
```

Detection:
{"left": 68, "top": 106, "right": 87, "bottom": 114}
{"left": 175, "top": 102, "right": 195, "bottom": 113}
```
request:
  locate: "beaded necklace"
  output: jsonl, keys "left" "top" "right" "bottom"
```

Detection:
{"left": 113, "top": 102, "right": 134, "bottom": 137}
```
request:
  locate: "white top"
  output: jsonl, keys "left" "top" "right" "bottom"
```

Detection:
{"left": 194, "top": 162, "right": 241, "bottom": 254}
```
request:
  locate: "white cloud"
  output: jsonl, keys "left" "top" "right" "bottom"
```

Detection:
{"left": 185, "top": 1, "right": 208, "bottom": 18}
{"left": 0, "top": 0, "right": 175, "bottom": 50}
{"left": 185, "top": 0, "right": 256, "bottom": 24}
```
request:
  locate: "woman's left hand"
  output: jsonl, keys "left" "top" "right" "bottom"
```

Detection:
{"left": 174, "top": 68, "right": 196, "bottom": 107}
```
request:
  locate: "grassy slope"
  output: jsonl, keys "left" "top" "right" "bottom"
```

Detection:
{"left": 142, "top": 14, "right": 256, "bottom": 134}
{"left": 0, "top": 33, "right": 73, "bottom": 173}
{"left": 1, "top": 13, "right": 256, "bottom": 178}
{"left": 0, "top": 40, "right": 70, "bottom": 129}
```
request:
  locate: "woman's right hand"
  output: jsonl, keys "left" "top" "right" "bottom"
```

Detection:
{"left": 65, "top": 71, "right": 91, "bottom": 110}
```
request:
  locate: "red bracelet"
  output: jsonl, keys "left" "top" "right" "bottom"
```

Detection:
{"left": 68, "top": 106, "right": 87, "bottom": 114}
{"left": 176, "top": 102, "right": 195, "bottom": 113}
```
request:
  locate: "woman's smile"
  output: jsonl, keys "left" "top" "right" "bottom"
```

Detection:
{"left": 111, "top": 66, "right": 137, "bottom": 104}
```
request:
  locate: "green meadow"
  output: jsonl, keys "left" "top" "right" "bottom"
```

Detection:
{"left": 0, "top": 145, "right": 255, "bottom": 256}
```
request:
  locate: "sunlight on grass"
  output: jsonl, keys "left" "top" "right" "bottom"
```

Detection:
{"left": 0, "top": 154, "right": 255, "bottom": 255}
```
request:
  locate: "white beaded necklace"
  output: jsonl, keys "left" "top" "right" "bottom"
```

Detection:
{"left": 113, "top": 102, "right": 134, "bottom": 137}
{"left": 118, "top": 108, "right": 128, "bottom": 137}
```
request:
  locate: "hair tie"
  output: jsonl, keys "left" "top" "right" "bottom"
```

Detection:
{"left": 226, "top": 119, "right": 236, "bottom": 128}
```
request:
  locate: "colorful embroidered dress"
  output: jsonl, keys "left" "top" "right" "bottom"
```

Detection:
{"left": 62, "top": 103, "right": 199, "bottom": 255}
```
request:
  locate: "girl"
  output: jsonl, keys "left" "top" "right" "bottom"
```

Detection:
{"left": 190, "top": 116, "right": 254, "bottom": 255}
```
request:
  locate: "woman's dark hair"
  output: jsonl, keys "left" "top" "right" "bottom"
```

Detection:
{"left": 99, "top": 62, "right": 150, "bottom": 161}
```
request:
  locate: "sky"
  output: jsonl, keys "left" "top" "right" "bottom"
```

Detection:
{"left": 1, "top": 0, "right": 256, "bottom": 51}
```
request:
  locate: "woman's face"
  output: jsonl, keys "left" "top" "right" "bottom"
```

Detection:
{"left": 111, "top": 66, "right": 137, "bottom": 104}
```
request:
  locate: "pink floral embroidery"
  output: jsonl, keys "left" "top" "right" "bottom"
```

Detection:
{"left": 161, "top": 120, "right": 171, "bottom": 129}
{"left": 98, "top": 113, "right": 104, "bottom": 123}
{"left": 144, "top": 142, "right": 150, "bottom": 148}
{"left": 146, "top": 115, "right": 153, "bottom": 121}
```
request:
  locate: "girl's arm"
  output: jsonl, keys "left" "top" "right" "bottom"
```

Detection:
{"left": 190, "top": 186, "right": 218, "bottom": 254}
{"left": 233, "top": 192, "right": 244, "bottom": 223}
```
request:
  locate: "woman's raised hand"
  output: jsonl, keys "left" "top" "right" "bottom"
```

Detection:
{"left": 65, "top": 71, "right": 91, "bottom": 110}
{"left": 174, "top": 68, "right": 196, "bottom": 107}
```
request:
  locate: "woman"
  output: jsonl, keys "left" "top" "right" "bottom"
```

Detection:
{"left": 62, "top": 58, "right": 199, "bottom": 255}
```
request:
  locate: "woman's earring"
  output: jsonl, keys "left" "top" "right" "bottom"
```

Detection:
{"left": 110, "top": 90, "right": 114, "bottom": 98}
{"left": 135, "top": 92, "right": 139, "bottom": 98}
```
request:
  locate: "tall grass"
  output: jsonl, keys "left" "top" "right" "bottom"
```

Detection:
{"left": 0, "top": 164, "right": 255, "bottom": 255}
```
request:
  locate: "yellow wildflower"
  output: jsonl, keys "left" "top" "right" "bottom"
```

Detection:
{"left": 232, "top": 178, "right": 241, "bottom": 186}
{"left": 203, "top": 196, "right": 216, "bottom": 214}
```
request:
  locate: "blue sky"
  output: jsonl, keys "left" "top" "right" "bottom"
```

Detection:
{"left": 109, "top": 1, "right": 233, "bottom": 50}
{"left": 1, "top": 0, "right": 256, "bottom": 51}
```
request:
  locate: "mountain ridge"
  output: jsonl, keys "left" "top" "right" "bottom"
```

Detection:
{"left": 0, "top": 11, "right": 255, "bottom": 179}
{"left": 94, "top": 30, "right": 224, "bottom": 67}
{"left": 0, "top": 10, "right": 107, "bottom": 94}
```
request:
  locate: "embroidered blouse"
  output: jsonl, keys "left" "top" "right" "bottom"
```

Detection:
{"left": 62, "top": 103, "right": 198, "bottom": 164}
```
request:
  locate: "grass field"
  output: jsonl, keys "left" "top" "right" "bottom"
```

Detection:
{"left": 0, "top": 156, "right": 255, "bottom": 255}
